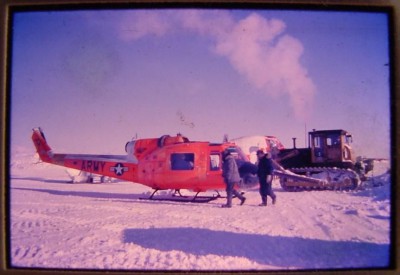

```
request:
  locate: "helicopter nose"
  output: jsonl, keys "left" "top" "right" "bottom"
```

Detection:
{"left": 239, "top": 161, "right": 258, "bottom": 175}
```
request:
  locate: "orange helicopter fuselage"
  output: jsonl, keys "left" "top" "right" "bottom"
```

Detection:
{"left": 32, "top": 128, "right": 242, "bottom": 192}
{"left": 134, "top": 139, "right": 227, "bottom": 191}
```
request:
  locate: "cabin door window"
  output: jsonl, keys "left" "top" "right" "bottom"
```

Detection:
{"left": 209, "top": 153, "right": 221, "bottom": 171}
{"left": 313, "top": 136, "right": 325, "bottom": 159}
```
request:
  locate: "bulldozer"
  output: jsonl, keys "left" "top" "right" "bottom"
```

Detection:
{"left": 273, "top": 129, "right": 370, "bottom": 191}
{"left": 233, "top": 129, "right": 372, "bottom": 191}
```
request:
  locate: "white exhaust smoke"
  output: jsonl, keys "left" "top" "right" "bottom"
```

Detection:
{"left": 118, "top": 10, "right": 316, "bottom": 120}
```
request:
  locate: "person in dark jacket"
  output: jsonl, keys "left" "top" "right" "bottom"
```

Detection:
{"left": 221, "top": 149, "right": 246, "bottom": 208}
{"left": 256, "top": 149, "right": 276, "bottom": 206}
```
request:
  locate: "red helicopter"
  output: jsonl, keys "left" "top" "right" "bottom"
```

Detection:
{"left": 31, "top": 127, "right": 258, "bottom": 202}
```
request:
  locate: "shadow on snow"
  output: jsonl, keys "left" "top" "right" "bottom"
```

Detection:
{"left": 9, "top": 177, "right": 223, "bottom": 205}
{"left": 10, "top": 186, "right": 143, "bottom": 201}
{"left": 122, "top": 227, "right": 390, "bottom": 270}
{"left": 10, "top": 186, "right": 217, "bottom": 206}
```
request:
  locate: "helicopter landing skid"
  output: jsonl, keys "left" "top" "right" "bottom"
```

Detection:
{"left": 139, "top": 189, "right": 224, "bottom": 203}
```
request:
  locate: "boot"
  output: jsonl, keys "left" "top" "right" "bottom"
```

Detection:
{"left": 222, "top": 190, "right": 232, "bottom": 208}
{"left": 259, "top": 197, "right": 267, "bottom": 206}
{"left": 240, "top": 197, "right": 246, "bottom": 206}
{"left": 272, "top": 195, "right": 277, "bottom": 205}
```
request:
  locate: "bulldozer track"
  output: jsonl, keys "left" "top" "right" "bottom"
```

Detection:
{"left": 274, "top": 167, "right": 360, "bottom": 192}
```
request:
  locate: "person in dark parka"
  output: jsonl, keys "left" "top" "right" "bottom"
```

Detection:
{"left": 256, "top": 149, "right": 276, "bottom": 206}
{"left": 221, "top": 149, "right": 246, "bottom": 208}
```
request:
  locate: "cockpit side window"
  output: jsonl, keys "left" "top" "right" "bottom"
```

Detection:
{"left": 171, "top": 153, "right": 194, "bottom": 170}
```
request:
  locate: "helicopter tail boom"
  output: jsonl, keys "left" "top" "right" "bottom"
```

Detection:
{"left": 31, "top": 128, "right": 141, "bottom": 183}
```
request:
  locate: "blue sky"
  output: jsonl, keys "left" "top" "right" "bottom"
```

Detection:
{"left": 10, "top": 8, "right": 391, "bottom": 158}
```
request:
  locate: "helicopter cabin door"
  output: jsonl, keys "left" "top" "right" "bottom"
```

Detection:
{"left": 167, "top": 149, "right": 200, "bottom": 190}
{"left": 205, "top": 151, "right": 223, "bottom": 189}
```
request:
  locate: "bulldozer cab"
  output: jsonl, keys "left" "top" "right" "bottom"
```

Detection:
{"left": 310, "top": 129, "right": 354, "bottom": 168}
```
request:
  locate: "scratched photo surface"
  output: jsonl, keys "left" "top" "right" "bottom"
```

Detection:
{"left": 8, "top": 7, "right": 392, "bottom": 271}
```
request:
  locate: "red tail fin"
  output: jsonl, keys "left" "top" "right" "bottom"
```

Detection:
{"left": 32, "top": 127, "right": 53, "bottom": 163}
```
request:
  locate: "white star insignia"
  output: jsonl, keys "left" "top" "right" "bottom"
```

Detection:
{"left": 110, "top": 163, "right": 128, "bottom": 176}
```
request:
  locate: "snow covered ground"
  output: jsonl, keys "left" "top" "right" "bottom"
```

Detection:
{"left": 8, "top": 151, "right": 392, "bottom": 271}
